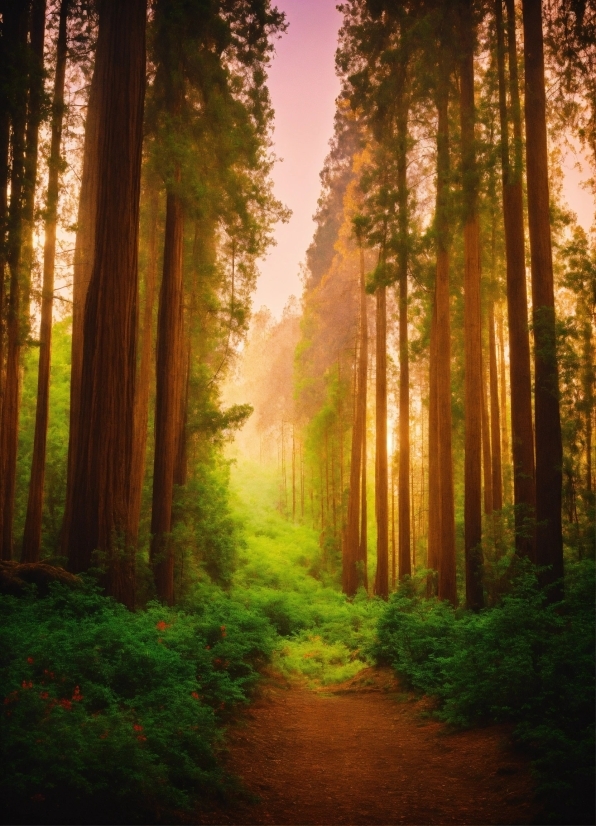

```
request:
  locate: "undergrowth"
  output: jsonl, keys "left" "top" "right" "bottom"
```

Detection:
{"left": 374, "top": 560, "right": 595, "bottom": 825}
{"left": 227, "top": 460, "right": 383, "bottom": 685}
{"left": 0, "top": 582, "right": 274, "bottom": 824}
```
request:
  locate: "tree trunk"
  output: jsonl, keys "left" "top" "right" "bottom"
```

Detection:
{"left": 173, "top": 336, "right": 190, "bottom": 489}
{"left": 460, "top": 0, "right": 484, "bottom": 610}
{"left": 21, "top": 0, "right": 47, "bottom": 325}
{"left": 61, "top": 49, "right": 101, "bottom": 553}
{"left": 344, "top": 242, "right": 367, "bottom": 595}
{"left": 481, "top": 353, "right": 493, "bottom": 516}
{"left": 435, "top": 54, "right": 457, "bottom": 605}
{"left": 488, "top": 301, "right": 503, "bottom": 510}
{"left": 129, "top": 188, "right": 159, "bottom": 545}
{"left": 522, "top": 0, "right": 564, "bottom": 591}
{"left": 66, "top": 0, "right": 146, "bottom": 609}
{"left": 0, "top": 2, "right": 30, "bottom": 559}
{"left": 151, "top": 190, "right": 184, "bottom": 605}
{"left": 427, "top": 303, "right": 439, "bottom": 587}
{"left": 496, "top": 0, "right": 536, "bottom": 557}
{"left": 397, "top": 79, "right": 411, "bottom": 582}
{"left": 374, "top": 283, "right": 389, "bottom": 599}
{"left": 22, "top": 0, "right": 69, "bottom": 562}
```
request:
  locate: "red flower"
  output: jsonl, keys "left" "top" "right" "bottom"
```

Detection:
{"left": 155, "top": 620, "right": 170, "bottom": 631}
{"left": 59, "top": 698, "right": 72, "bottom": 711}
{"left": 40, "top": 692, "right": 49, "bottom": 700}
{"left": 133, "top": 723, "right": 143, "bottom": 731}
{"left": 27, "top": 657, "right": 34, "bottom": 664}
{"left": 191, "top": 691, "right": 199, "bottom": 700}
{"left": 21, "top": 680, "right": 33, "bottom": 690}
{"left": 72, "top": 686, "right": 83, "bottom": 702}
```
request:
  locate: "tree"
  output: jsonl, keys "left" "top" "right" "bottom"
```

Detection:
{"left": 65, "top": 0, "right": 147, "bottom": 608}
{"left": 495, "top": 0, "right": 536, "bottom": 558}
{"left": 459, "top": 0, "right": 484, "bottom": 610}
{"left": 22, "top": 0, "right": 70, "bottom": 562}
{"left": 522, "top": 0, "right": 564, "bottom": 592}
{"left": 0, "top": 1, "right": 34, "bottom": 559}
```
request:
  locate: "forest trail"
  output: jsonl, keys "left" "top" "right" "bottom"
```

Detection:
{"left": 197, "top": 669, "right": 539, "bottom": 826}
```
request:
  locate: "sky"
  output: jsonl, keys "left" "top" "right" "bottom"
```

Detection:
{"left": 254, "top": 1, "right": 595, "bottom": 319}
{"left": 253, "top": 0, "right": 342, "bottom": 318}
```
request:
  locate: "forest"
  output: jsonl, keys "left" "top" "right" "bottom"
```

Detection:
{"left": 0, "top": 0, "right": 594, "bottom": 824}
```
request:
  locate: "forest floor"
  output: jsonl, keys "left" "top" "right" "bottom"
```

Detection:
{"left": 196, "top": 667, "right": 540, "bottom": 826}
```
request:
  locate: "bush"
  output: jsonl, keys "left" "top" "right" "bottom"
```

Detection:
{"left": 0, "top": 582, "right": 274, "bottom": 824}
{"left": 373, "top": 561, "right": 595, "bottom": 825}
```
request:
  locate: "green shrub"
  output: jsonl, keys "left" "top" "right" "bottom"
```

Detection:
{"left": 374, "top": 561, "right": 595, "bottom": 825}
{"left": 1, "top": 582, "right": 274, "bottom": 824}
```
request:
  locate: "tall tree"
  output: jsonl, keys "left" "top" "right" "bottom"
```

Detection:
{"left": 495, "top": 0, "right": 536, "bottom": 558}
{"left": 62, "top": 45, "right": 101, "bottom": 553}
{"left": 522, "top": 0, "right": 564, "bottom": 591}
{"left": 434, "top": 33, "right": 457, "bottom": 606}
{"left": 396, "top": 53, "right": 411, "bottom": 582}
{"left": 66, "top": 0, "right": 147, "bottom": 608}
{"left": 459, "top": 0, "right": 484, "bottom": 610}
{"left": 0, "top": 1, "right": 32, "bottom": 559}
{"left": 374, "top": 272, "right": 389, "bottom": 598}
{"left": 22, "top": 0, "right": 70, "bottom": 562}
{"left": 344, "top": 223, "right": 368, "bottom": 596}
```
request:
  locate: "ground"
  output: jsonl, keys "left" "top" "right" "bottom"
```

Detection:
{"left": 196, "top": 668, "right": 539, "bottom": 826}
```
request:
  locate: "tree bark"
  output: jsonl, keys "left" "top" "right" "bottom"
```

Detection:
{"left": 397, "top": 75, "right": 411, "bottom": 582}
{"left": 488, "top": 300, "right": 503, "bottom": 510}
{"left": 129, "top": 188, "right": 159, "bottom": 545}
{"left": 0, "top": 2, "right": 30, "bottom": 559}
{"left": 496, "top": 0, "right": 536, "bottom": 557}
{"left": 22, "top": 0, "right": 69, "bottom": 562}
{"left": 427, "top": 302, "right": 439, "bottom": 588}
{"left": 522, "top": 0, "right": 564, "bottom": 592}
{"left": 61, "top": 47, "right": 101, "bottom": 553}
{"left": 66, "top": 0, "right": 146, "bottom": 609}
{"left": 481, "top": 352, "right": 493, "bottom": 516}
{"left": 460, "top": 0, "right": 484, "bottom": 610}
{"left": 435, "top": 51, "right": 457, "bottom": 605}
{"left": 151, "top": 191, "right": 184, "bottom": 605}
{"left": 374, "top": 282, "right": 389, "bottom": 599}
{"left": 344, "top": 244, "right": 367, "bottom": 596}
{"left": 21, "top": 0, "right": 47, "bottom": 325}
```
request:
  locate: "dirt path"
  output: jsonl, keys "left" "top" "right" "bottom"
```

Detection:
{"left": 197, "top": 669, "right": 538, "bottom": 826}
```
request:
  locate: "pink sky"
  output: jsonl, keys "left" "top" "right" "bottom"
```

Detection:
{"left": 254, "top": 0, "right": 342, "bottom": 317}
{"left": 255, "top": 2, "right": 594, "bottom": 318}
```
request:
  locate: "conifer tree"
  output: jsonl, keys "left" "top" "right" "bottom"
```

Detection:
{"left": 522, "top": 0, "right": 564, "bottom": 591}
{"left": 66, "top": 0, "right": 147, "bottom": 607}
{"left": 22, "top": 0, "right": 70, "bottom": 562}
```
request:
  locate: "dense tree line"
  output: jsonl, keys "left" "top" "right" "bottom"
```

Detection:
{"left": 242, "top": 0, "right": 594, "bottom": 607}
{"left": 0, "top": 0, "right": 286, "bottom": 605}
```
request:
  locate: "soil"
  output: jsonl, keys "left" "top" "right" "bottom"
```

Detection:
{"left": 196, "top": 668, "right": 540, "bottom": 826}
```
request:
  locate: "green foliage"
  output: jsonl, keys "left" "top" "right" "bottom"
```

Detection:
{"left": 0, "top": 582, "right": 274, "bottom": 824}
{"left": 374, "top": 562, "right": 595, "bottom": 825}
{"left": 229, "top": 460, "right": 383, "bottom": 686}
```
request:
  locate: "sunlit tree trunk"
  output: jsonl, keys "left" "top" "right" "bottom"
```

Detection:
{"left": 435, "top": 54, "right": 457, "bottom": 606}
{"left": 129, "top": 188, "right": 159, "bottom": 545}
{"left": 0, "top": 2, "right": 30, "bottom": 559}
{"left": 21, "top": 0, "right": 46, "bottom": 324}
{"left": 488, "top": 300, "right": 503, "bottom": 511}
{"left": 345, "top": 240, "right": 368, "bottom": 595}
{"left": 427, "top": 303, "right": 439, "bottom": 591}
{"left": 460, "top": 0, "right": 484, "bottom": 610}
{"left": 22, "top": 0, "right": 69, "bottom": 562}
{"left": 151, "top": 190, "right": 184, "bottom": 605}
{"left": 481, "top": 354, "right": 493, "bottom": 516}
{"left": 496, "top": 0, "right": 536, "bottom": 557}
{"left": 66, "top": 0, "right": 146, "bottom": 608}
{"left": 522, "top": 0, "right": 563, "bottom": 592}
{"left": 397, "top": 74, "right": 411, "bottom": 582}
{"left": 374, "top": 281, "right": 389, "bottom": 599}
{"left": 62, "top": 50, "right": 101, "bottom": 553}
{"left": 173, "top": 336, "right": 190, "bottom": 489}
